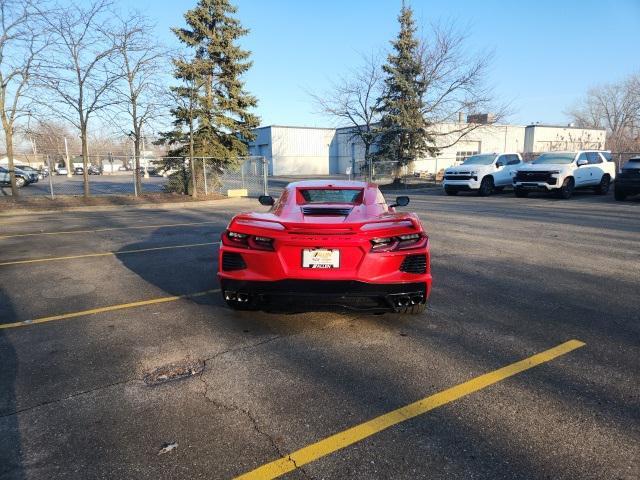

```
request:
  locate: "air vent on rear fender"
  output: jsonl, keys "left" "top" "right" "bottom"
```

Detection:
{"left": 222, "top": 252, "right": 246, "bottom": 271}
{"left": 400, "top": 254, "right": 427, "bottom": 274}
{"left": 301, "top": 206, "right": 352, "bottom": 216}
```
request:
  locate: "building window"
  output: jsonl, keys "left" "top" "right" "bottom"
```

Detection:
{"left": 456, "top": 151, "right": 479, "bottom": 164}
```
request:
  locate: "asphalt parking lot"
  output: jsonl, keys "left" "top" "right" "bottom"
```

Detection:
{"left": 0, "top": 189, "right": 638, "bottom": 479}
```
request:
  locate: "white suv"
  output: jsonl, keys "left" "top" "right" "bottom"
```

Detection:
{"left": 443, "top": 153, "right": 523, "bottom": 196}
{"left": 513, "top": 151, "right": 616, "bottom": 199}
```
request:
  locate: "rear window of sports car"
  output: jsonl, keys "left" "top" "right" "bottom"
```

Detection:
{"left": 298, "top": 188, "right": 363, "bottom": 204}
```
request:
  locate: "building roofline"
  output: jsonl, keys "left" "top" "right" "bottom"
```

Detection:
{"left": 253, "top": 122, "right": 606, "bottom": 133}
{"left": 254, "top": 124, "right": 336, "bottom": 131}
{"left": 525, "top": 123, "right": 607, "bottom": 131}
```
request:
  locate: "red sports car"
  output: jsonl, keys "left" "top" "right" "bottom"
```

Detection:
{"left": 217, "top": 180, "right": 432, "bottom": 314}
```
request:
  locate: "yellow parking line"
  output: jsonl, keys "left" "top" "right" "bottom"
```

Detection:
{"left": 0, "top": 289, "right": 221, "bottom": 329}
{"left": 234, "top": 339, "right": 586, "bottom": 480}
{"left": 0, "top": 241, "right": 219, "bottom": 267}
{"left": 0, "top": 220, "right": 220, "bottom": 240}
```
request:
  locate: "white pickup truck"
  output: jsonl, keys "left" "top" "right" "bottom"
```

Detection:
{"left": 443, "top": 153, "right": 523, "bottom": 196}
{"left": 513, "top": 151, "right": 616, "bottom": 199}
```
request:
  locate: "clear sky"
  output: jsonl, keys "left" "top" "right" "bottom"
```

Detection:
{"left": 122, "top": 0, "right": 639, "bottom": 128}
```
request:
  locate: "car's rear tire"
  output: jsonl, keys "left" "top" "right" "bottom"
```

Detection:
{"left": 397, "top": 302, "right": 426, "bottom": 315}
{"left": 556, "top": 177, "right": 574, "bottom": 199}
{"left": 15, "top": 176, "right": 26, "bottom": 188}
{"left": 595, "top": 174, "right": 611, "bottom": 195}
{"left": 514, "top": 187, "right": 528, "bottom": 198}
{"left": 478, "top": 176, "right": 494, "bottom": 196}
{"left": 614, "top": 186, "right": 627, "bottom": 201}
{"left": 444, "top": 187, "right": 458, "bottom": 196}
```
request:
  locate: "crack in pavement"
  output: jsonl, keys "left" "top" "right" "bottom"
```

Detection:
{"left": 198, "top": 353, "right": 314, "bottom": 480}
{"left": 0, "top": 334, "right": 285, "bottom": 420}
{"left": 0, "top": 376, "right": 137, "bottom": 419}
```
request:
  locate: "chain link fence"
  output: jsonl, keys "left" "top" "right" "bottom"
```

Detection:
{"left": 0, "top": 154, "right": 268, "bottom": 199}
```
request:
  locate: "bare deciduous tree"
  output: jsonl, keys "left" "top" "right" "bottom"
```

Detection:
{"left": 566, "top": 74, "right": 640, "bottom": 151}
{"left": 24, "top": 119, "right": 78, "bottom": 165}
{"left": 417, "top": 23, "right": 508, "bottom": 150}
{"left": 311, "top": 53, "right": 384, "bottom": 181}
{"left": 110, "top": 13, "right": 169, "bottom": 193}
{"left": 0, "top": 0, "right": 48, "bottom": 195}
{"left": 313, "top": 23, "right": 508, "bottom": 180}
{"left": 39, "top": 0, "right": 120, "bottom": 197}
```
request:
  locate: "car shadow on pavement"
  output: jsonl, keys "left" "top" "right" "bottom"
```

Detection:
{"left": 0, "top": 289, "right": 25, "bottom": 480}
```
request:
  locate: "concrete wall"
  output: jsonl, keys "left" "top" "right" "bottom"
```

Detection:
{"left": 250, "top": 123, "right": 607, "bottom": 176}
{"left": 524, "top": 125, "right": 606, "bottom": 152}
{"left": 249, "top": 126, "right": 336, "bottom": 175}
{"left": 408, "top": 123, "right": 527, "bottom": 174}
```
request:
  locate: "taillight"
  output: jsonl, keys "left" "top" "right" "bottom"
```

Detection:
{"left": 222, "top": 230, "right": 274, "bottom": 251}
{"left": 370, "top": 233, "right": 428, "bottom": 252}
{"left": 248, "top": 236, "right": 274, "bottom": 251}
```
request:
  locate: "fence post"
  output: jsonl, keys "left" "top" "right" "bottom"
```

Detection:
{"left": 262, "top": 156, "right": 268, "bottom": 195}
{"left": 132, "top": 164, "right": 138, "bottom": 196}
{"left": 202, "top": 158, "right": 209, "bottom": 195}
{"left": 47, "top": 155, "right": 55, "bottom": 199}
{"left": 618, "top": 153, "right": 622, "bottom": 173}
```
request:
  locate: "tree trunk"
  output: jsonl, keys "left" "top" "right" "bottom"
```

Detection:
{"left": 81, "top": 126, "right": 90, "bottom": 198}
{"left": 4, "top": 125, "right": 18, "bottom": 196}
{"left": 134, "top": 136, "right": 142, "bottom": 194}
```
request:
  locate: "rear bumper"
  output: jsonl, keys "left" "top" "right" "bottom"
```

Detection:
{"left": 219, "top": 278, "right": 431, "bottom": 312}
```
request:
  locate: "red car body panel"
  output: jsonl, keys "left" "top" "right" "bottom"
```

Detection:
{"left": 218, "top": 180, "right": 432, "bottom": 312}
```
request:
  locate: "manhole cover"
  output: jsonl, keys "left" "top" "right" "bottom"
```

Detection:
{"left": 144, "top": 359, "right": 204, "bottom": 386}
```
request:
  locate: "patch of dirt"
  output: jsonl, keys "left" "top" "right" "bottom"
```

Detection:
{"left": 0, "top": 192, "right": 225, "bottom": 211}
{"left": 143, "top": 359, "right": 205, "bottom": 386}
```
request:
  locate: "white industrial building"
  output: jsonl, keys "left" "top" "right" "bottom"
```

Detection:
{"left": 249, "top": 120, "right": 606, "bottom": 176}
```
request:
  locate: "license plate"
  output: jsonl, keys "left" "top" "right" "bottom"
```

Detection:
{"left": 302, "top": 248, "right": 339, "bottom": 268}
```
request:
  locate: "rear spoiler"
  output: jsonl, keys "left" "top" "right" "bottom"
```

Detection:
{"left": 232, "top": 215, "right": 420, "bottom": 233}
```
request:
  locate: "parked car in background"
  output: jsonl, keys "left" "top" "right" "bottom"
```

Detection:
{"left": 513, "top": 151, "right": 616, "bottom": 199}
{"left": 55, "top": 166, "right": 68, "bottom": 175}
{"left": 88, "top": 165, "right": 102, "bottom": 175}
{"left": 614, "top": 156, "right": 640, "bottom": 201}
{"left": 0, "top": 166, "right": 31, "bottom": 188}
{"left": 443, "top": 153, "right": 523, "bottom": 196}
{"left": 74, "top": 167, "right": 84, "bottom": 175}
{"left": 15, "top": 165, "right": 42, "bottom": 182}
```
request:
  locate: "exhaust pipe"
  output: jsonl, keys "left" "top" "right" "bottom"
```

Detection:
{"left": 395, "top": 296, "right": 410, "bottom": 307}
{"left": 410, "top": 294, "right": 424, "bottom": 305}
{"left": 237, "top": 292, "right": 249, "bottom": 303}
{"left": 224, "top": 291, "right": 237, "bottom": 301}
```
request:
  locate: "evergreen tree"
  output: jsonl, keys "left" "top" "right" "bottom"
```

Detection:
{"left": 159, "top": 0, "right": 259, "bottom": 193}
{"left": 376, "top": 4, "right": 433, "bottom": 174}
